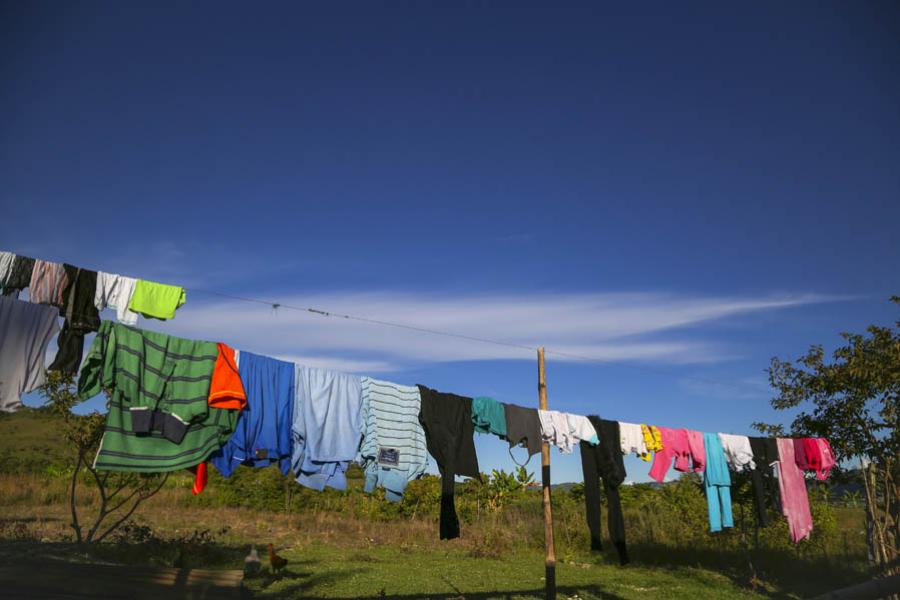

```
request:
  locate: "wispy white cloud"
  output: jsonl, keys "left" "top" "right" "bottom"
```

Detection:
{"left": 150, "top": 291, "right": 846, "bottom": 373}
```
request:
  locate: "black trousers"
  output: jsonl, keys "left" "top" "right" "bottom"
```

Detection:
{"left": 47, "top": 322, "right": 86, "bottom": 374}
{"left": 748, "top": 436, "right": 780, "bottom": 527}
{"left": 48, "top": 265, "right": 100, "bottom": 374}
{"left": 417, "top": 385, "right": 480, "bottom": 540}
{"left": 580, "top": 417, "right": 629, "bottom": 565}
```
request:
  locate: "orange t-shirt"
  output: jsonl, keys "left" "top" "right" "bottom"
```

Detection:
{"left": 208, "top": 342, "right": 247, "bottom": 410}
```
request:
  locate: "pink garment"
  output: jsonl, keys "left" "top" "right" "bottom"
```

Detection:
{"left": 811, "top": 439, "right": 836, "bottom": 481}
{"left": 777, "top": 438, "right": 813, "bottom": 543}
{"left": 685, "top": 429, "right": 705, "bottom": 472}
{"left": 649, "top": 427, "right": 697, "bottom": 482}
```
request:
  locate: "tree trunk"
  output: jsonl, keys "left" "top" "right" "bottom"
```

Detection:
{"left": 861, "top": 458, "right": 899, "bottom": 578}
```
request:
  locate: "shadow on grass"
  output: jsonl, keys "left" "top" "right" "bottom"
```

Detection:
{"left": 585, "top": 540, "right": 870, "bottom": 599}
{"left": 255, "top": 586, "right": 628, "bottom": 599}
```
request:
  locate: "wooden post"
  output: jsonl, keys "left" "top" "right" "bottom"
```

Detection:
{"left": 538, "top": 347, "right": 556, "bottom": 600}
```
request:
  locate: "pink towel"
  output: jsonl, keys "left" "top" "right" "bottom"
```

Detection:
{"left": 777, "top": 438, "right": 813, "bottom": 543}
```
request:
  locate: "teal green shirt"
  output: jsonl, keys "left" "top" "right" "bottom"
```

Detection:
{"left": 472, "top": 396, "right": 507, "bottom": 437}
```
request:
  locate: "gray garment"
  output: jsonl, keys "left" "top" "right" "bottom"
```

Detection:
{"left": 503, "top": 403, "right": 542, "bottom": 458}
{"left": 0, "top": 296, "right": 60, "bottom": 411}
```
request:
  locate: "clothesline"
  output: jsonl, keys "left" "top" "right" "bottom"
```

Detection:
{"left": 0, "top": 248, "right": 835, "bottom": 561}
{"left": 186, "top": 287, "right": 760, "bottom": 395}
{"left": 2, "top": 248, "right": 775, "bottom": 436}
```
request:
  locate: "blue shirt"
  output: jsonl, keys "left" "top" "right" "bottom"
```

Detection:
{"left": 359, "top": 377, "right": 428, "bottom": 501}
{"left": 292, "top": 365, "right": 362, "bottom": 491}
{"left": 210, "top": 352, "right": 294, "bottom": 477}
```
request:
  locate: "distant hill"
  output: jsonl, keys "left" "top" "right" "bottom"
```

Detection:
{"left": 0, "top": 408, "right": 71, "bottom": 474}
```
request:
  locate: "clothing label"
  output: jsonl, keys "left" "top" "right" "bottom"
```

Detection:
{"left": 378, "top": 447, "right": 399, "bottom": 466}
{"left": 255, "top": 448, "right": 269, "bottom": 460}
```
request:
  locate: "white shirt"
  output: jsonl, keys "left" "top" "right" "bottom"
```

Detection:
{"left": 719, "top": 433, "right": 756, "bottom": 471}
{"left": 566, "top": 413, "right": 599, "bottom": 446}
{"left": 538, "top": 409, "right": 576, "bottom": 454}
{"left": 619, "top": 421, "right": 647, "bottom": 457}
{"left": 94, "top": 272, "right": 139, "bottom": 325}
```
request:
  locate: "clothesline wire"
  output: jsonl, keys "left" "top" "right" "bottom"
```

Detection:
{"left": 185, "top": 287, "right": 763, "bottom": 395}
{"left": 186, "top": 288, "right": 539, "bottom": 353}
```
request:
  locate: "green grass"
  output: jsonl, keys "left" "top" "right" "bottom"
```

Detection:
{"left": 0, "top": 407, "right": 71, "bottom": 474}
{"left": 245, "top": 544, "right": 767, "bottom": 599}
{"left": 0, "top": 406, "right": 874, "bottom": 598}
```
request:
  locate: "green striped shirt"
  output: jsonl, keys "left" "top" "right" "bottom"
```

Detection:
{"left": 78, "top": 321, "right": 237, "bottom": 472}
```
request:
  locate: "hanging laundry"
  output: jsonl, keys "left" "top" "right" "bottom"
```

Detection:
{"left": 471, "top": 396, "right": 507, "bottom": 437}
{"left": 719, "top": 433, "right": 756, "bottom": 472}
{"left": 28, "top": 258, "right": 68, "bottom": 306}
{"left": 191, "top": 461, "right": 208, "bottom": 495}
{"left": 503, "top": 403, "right": 542, "bottom": 460}
{"left": 619, "top": 421, "right": 650, "bottom": 461}
{"left": 1, "top": 255, "right": 35, "bottom": 298}
{"left": 292, "top": 366, "right": 362, "bottom": 491}
{"left": 539, "top": 410, "right": 575, "bottom": 453}
{"left": 703, "top": 432, "right": 733, "bottom": 532}
{"left": 567, "top": 413, "right": 599, "bottom": 445}
{"left": 207, "top": 343, "right": 247, "bottom": 410}
{"left": 776, "top": 438, "right": 814, "bottom": 543}
{"left": 0, "top": 251, "right": 14, "bottom": 293}
{"left": 580, "top": 417, "right": 630, "bottom": 565}
{"left": 0, "top": 297, "right": 60, "bottom": 412}
{"left": 94, "top": 272, "right": 140, "bottom": 325}
{"left": 641, "top": 424, "right": 664, "bottom": 456}
{"left": 127, "top": 279, "right": 186, "bottom": 320}
{"left": 748, "top": 436, "right": 780, "bottom": 527}
{"left": 48, "top": 264, "right": 101, "bottom": 374}
{"left": 191, "top": 345, "right": 248, "bottom": 494}
{"left": 359, "top": 377, "right": 428, "bottom": 502}
{"left": 211, "top": 351, "right": 290, "bottom": 478}
{"left": 649, "top": 427, "right": 703, "bottom": 483}
{"left": 78, "top": 322, "right": 239, "bottom": 472}
{"left": 794, "top": 438, "right": 835, "bottom": 481}
{"left": 685, "top": 429, "right": 706, "bottom": 472}
{"left": 417, "top": 385, "right": 480, "bottom": 540}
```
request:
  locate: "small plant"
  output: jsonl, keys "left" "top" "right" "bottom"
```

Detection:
{"left": 38, "top": 372, "right": 169, "bottom": 544}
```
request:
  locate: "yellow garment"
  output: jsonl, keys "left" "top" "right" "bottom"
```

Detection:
{"left": 128, "top": 280, "right": 186, "bottom": 320}
{"left": 640, "top": 424, "right": 663, "bottom": 461}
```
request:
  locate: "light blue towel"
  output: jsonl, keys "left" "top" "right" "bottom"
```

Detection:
{"left": 703, "top": 431, "right": 734, "bottom": 532}
{"left": 292, "top": 365, "right": 362, "bottom": 491}
{"left": 359, "top": 377, "right": 428, "bottom": 501}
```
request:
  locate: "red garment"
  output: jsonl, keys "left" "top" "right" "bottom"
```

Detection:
{"left": 794, "top": 438, "right": 835, "bottom": 481}
{"left": 190, "top": 461, "right": 208, "bottom": 495}
{"left": 649, "top": 428, "right": 700, "bottom": 482}
{"left": 208, "top": 343, "right": 246, "bottom": 410}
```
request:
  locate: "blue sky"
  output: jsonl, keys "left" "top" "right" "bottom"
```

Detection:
{"left": 3, "top": 2, "right": 898, "bottom": 483}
